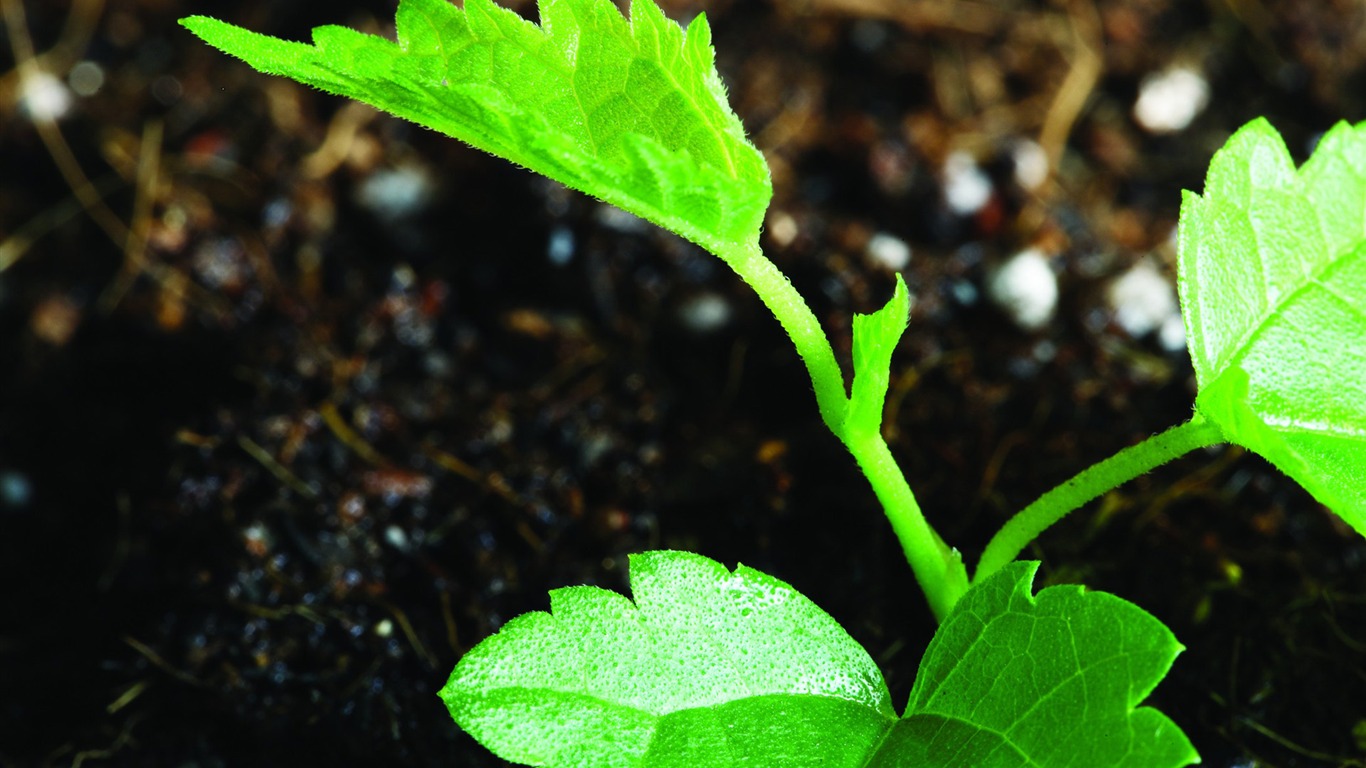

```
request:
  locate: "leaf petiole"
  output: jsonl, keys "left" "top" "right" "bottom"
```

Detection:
{"left": 716, "top": 240, "right": 850, "bottom": 431}
{"left": 974, "top": 415, "right": 1226, "bottom": 583}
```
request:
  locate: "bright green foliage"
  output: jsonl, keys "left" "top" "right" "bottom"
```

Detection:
{"left": 181, "top": 0, "right": 966, "bottom": 620}
{"left": 181, "top": 2, "right": 1227, "bottom": 762}
{"left": 440, "top": 553, "right": 1195, "bottom": 767}
{"left": 875, "top": 562, "right": 1198, "bottom": 768}
{"left": 181, "top": 0, "right": 772, "bottom": 257}
{"left": 846, "top": 274, "right": 911, "bottom": 438}
{"left": 1179, "top": 118, "right": 1366, "bottom": 535}
{"left": 439, "top": 550, "right": 896, "bottom": 767}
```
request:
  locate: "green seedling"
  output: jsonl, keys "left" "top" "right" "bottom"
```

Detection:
{"left": 182, "top": 0, "right": 1366, "bottom": 764}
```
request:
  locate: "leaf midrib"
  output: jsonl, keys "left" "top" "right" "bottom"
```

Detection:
{"left": 1200, "top": 212, "right": 1366, "bottom": 437}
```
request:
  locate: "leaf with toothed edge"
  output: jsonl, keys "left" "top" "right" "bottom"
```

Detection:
{"left": 180, "top": 0, "right": 772, "bottom": 257}
{"left": 438, "top": 552, "right": 1197, "bottom": 767}
{"left": 181, "top": 2, "right": 1202, "bottom": 764}
{"left": 873, "top": 561, "right": 1196, "bottom": 768}
{"left": 1178, "top": 118, "right": 1366, "bottom": 536}
{"left": 439, "top": 550, "right": 897, "bottom": 767}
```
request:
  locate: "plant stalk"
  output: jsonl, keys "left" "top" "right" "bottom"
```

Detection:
{"left": 974, "top": 415, "right": 1225, "bottom": 583}
{"left": 720, "top": 241, "right": 849, "bottom": 431}
{"left": 717, "top": 240, "right": 967, "bottom": 620}
{"left": 845, "top": 429, "right": 968, "bottom": 621}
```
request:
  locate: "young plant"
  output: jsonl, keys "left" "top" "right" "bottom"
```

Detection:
{"left": 182, "top": 0, "right": 1366, "bottom": 764}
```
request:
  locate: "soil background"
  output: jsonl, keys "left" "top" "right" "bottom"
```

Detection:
{"left": 2, "top": 0, "right": 1365, "bottom": 766}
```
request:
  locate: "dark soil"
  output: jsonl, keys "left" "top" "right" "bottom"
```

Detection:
{"left": 2, "top": 0, "right": 1365, "bottom": 766}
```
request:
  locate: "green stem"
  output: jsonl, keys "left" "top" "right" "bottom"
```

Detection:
{"left": 973, "top": 415, "right": 1225, "bottom": 583}
{"left": 719, "top": 241, "right": 849, "bottom": 431}
{"left": 844, "top": 429, "right": 968, "bottom": 621}
{"left": 716, "top": 240, "right": 968, "bottom": 621}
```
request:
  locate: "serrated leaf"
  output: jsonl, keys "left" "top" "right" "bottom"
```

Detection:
{"left": 1178, "top": 118, "right": 1366, "bottom": 535}
{"left": 181, "top": 0, "right": 772, "bottom": 256}
{"left": 441, "top": 553, "right": 1194, "bottom": 767}
{"left": 845, "top": 274, "right": 911, "bottom": 438}
{"left": 871, "top": 562, "right": 1198, "bottom": 768}
{"left": 439, "top": 550, "right": 896, "bottom": 767}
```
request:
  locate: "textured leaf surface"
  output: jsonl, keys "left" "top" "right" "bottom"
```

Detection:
{"left": 1178, "top": 118, "right": 1366, "bottom": 535}
{"left": 439, "top": 550, "right": 895, "bottom": 766}
{"left": 181, "top": 0, "right": 772, "bottom": 256}
{"left": 441, "top": 554, "right": 1194, "bottom": 767}
{"left": 871, "top": 562, "right": 1198, "bottom": 768}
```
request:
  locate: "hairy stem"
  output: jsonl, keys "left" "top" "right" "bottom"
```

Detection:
{"left": 974, "top": 416, "right": 1225, "bottom": 583}
{"left": 845, "top": 429, "right": 968, "bottom": 621}
{"left": 716, "top": 240, "right": 967, "bottom": 620}
{"left": 720, "top": 241, "right": 849, "bottom": 430}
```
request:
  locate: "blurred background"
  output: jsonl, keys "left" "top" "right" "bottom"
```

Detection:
{"left": 2, "top": 0, "right": 1364, "bottom": 765}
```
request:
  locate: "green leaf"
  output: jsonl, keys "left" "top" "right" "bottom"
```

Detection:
{"left": 872, "top": 562, "right": 1198, "bottom": 768}
{"left": 845, "top": 274, "right": 911, "bottom": 438}
{"left": 1178, "top": 118, "right": 1366, "bottom": 536}
{"left": 440, "top": 553, "right": 1195, "bottom": 767}
{"left": 180, "top": 0, "right": 772, "bottom": 256}
{"left": 439, "top": 550, "right": 896, "bottom": 767}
